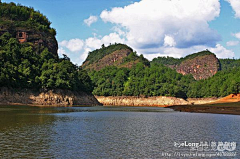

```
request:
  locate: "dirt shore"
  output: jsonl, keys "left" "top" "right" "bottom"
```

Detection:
{"left": 168, "top": 102, "right": 240, "bottom": 115}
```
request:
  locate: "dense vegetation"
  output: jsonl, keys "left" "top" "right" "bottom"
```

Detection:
{"left": 83, "top": 43, "right": 133, "bottom": 65}
{"left": 89, "top": 63, "right": 194, "bottom": 98}
{"left": 0, "top": 30, "right": 92, "bottom": 92}
{"left": 151, "top": 56, "right": 180, "bottom": 66}
{"left": 89, "top": 62, "right": 240, "bottom": 98}
{"left": 219, "top": 59, "right": 240, "bottom": 71}
{"left": 188, "top": 67, "right": 240, "bottom": 97}
{"left": 87, "top": 45, "right": 240, "bottom": 98}
{"left": 0, "top": 2, "right": 56, "bottom": 36}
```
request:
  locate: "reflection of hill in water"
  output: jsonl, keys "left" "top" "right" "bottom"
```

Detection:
{"left": 0, "top": 106, "right": 57, "bottom": 131}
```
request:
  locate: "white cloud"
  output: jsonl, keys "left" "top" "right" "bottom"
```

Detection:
{"left": 141, "top": 45, "right": 208, "bottom": 61}
{"left": 58, "top": 47, "right": 66, "bottom": 55}
{"left": 57, "top": 0, "right": 238, "bottom": 65}
{"left": 100, "top": 0, "right": 220, "bottom": 49}
{"left": 58, "top": 32, "right": 126, "bottom": 65}
{"left": 59, "top": 39, "right": 84, "bottom": 52}
{"left": 141, "top": 44, "right": 234, "bottom": 61}
{"left": 164, "top": 35, "right": 176, "bottom": 47}
{"left": 227, "top": 40, "right": 239, "bottom": 46}
{"left": 84, "top": 16, "right": 98, "bottom": 26}
{"left": 85, "top": 32, "right": 125, "bottom": 49}
{"left": 226, "top": 0, "right": 240, "bottom": 18}
{"left": 209, "top": 44, "right": 235, "bottom": 58}
{"left": 233, "top": 32, "right": 240, "bottom": 39}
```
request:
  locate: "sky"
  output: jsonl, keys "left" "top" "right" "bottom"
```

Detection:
{"left": 2, "top": 0, "right": 240, "bottom": 65}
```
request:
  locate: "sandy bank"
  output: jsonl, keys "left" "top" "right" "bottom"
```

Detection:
{"left": 168, "top": 102, "right": 240, "bottom": 115}
{"left": 95, "top": 96, "right": 189, "bottom": 107}
{"left": 96, "top": 94, "right": 240, "bottom": 107}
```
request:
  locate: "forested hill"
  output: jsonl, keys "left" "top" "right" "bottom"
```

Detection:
{"left": 0, "top": 2, "right": 93, "bottom": 93}
{"left": 85, "top": 44, "right": 239, "bottom": 98}
{"left": 82, "top": 43, "right": 150, "bottom": 71}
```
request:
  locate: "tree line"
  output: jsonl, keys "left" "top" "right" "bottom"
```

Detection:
{"left": 89, "top": 61, "right": 240, "bottom": 98}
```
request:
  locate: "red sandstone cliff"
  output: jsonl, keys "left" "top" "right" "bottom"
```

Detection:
{"left": 176, "top": 53, "right": 219, "bottom": 80}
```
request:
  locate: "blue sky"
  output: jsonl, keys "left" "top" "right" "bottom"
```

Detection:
{"left": 2, "top": 0, "right": 240, "bottom": 65}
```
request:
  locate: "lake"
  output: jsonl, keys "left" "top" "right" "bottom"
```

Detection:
{"left": 0, "top": 105, "right": 239, "bottom": 158}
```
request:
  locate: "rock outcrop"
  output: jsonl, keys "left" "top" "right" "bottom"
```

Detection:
{"left": 0, "top": 27, "right": 58, "bottom": 56}
{"left": 176, "top": 53, "right": 220, "bottom": 80}
{"left": 0, "top": 87, "right": 101, "bottom": 106}
{"left": 82, "top": 43, "right": 150, "bottom": 71}
{"left": 151, "top": 51, "right": 221, "bottom": 80}
{"left": 82, "top": 49, "right": 132, "bottom": 71}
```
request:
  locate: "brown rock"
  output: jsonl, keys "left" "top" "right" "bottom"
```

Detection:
{"left": 0, "top": 87, "right": 101, "bottom": 106}
{"left": 176, "top": 54, "right": 220, "bottom": 80}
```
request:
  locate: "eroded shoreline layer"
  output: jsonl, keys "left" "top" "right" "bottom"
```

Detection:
{"left": 0, "top": 87, "right": 101, "bottom": 106}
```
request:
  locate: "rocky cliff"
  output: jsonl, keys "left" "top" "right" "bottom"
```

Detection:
{"left": 83, "top": 49, "right": 132, "bottom": 71}
{"left": 176, "top": 53, "right": 220, "bottom": 80}
{"left": 82, "top": 43, "right": 150, "bottom": 71}
{"left": 151, "top": 51, "right": 220, "bottom": 80}
{"left": 0, "top": 87, "right": 101, "bottom": 106}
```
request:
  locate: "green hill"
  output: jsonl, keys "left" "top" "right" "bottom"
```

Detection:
{"left": 0, "top": 2, "right": 93, "bottom": 93}
{"left": 85, "top": 45, "right": 239, "bottom": 98}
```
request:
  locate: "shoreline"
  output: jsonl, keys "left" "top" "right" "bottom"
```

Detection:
{"left": 167, "top": 102, "right": 240, "bottom": 115}
{"left": 0, "top": 87, "right": 101, "bottom": 107}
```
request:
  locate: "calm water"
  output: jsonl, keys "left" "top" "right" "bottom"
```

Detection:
{"left": 0, "top": 106, "right": 239, "bottom": 158}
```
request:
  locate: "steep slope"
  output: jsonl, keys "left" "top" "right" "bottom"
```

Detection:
{"left": 82, "top": 43, "right": 149, "bottom": 71}
{"left": 151, "top": 51, "right": 220, "bottom": 80}
{"left": 176, "top": 52, "right": 220, "bottom": 80}
{"left": 0, "top": 2, "right": 58, "bottom": 55}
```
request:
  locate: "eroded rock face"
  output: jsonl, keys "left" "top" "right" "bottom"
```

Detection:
{"left": 0, "top": 87, "right": 101, "bottom": 106}
{"left": 82, "top": 49, "right": 132, "bottom": 71}
{"left": 16, "top": 30, "right": 58, "bottom": 56}
{"left": 0, "top": 27, "right": 58, "bottom": 56}
{"left": 176, "top": 54, "right": 220, "bottom": 80}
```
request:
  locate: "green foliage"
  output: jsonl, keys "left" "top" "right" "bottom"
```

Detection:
{"left": 122, "top": 52, "right": 150, "bottom": 66}
{"left": 0, "top": 2, "right": 55, "bottom": 36}
{"left": 84, "top": 43, "right": 133, "bottom": 65}
{"left": 219, "top": 59, "right": 240, "bottom": 71}
{"left": 89, "top": 62, "right": 195, "bottom": 98}
{"left": 88, "top": 48, "right": 240, "bottom": 98}
{"left": 187, "top": 68, "right": 240, "bottom": 98}
{"left": 151, "top": 56, "right": 181, "bottom": 66}
{"left": 0, "top": 33, "right": 93, "bottom": 93}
